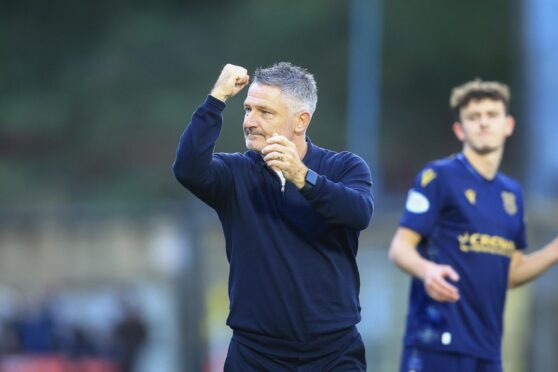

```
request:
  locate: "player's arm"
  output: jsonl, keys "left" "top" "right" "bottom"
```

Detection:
{"left": 172, "top": 64, "right": 249, "bottom": 203}
{"left": 508, "top": 237, "right": 558, "bottom": 288}
{"left": 389, "top": 227, "right": 461, "bottom": 302}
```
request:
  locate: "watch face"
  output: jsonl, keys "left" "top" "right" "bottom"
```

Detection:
{"left": 306, "top": 169, "right": 318, "bottom": 186}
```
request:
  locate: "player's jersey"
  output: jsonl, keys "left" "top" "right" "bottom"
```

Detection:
{"left": 400, "top": 153, "right": 527, "bottom": 360}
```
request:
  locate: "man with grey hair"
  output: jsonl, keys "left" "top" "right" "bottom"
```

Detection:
{"left": 173, "top": 62, "right": 374, "bottom": 370}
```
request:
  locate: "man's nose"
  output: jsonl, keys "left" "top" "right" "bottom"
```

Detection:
{"left": 243, "top": 112, "right": 258, "bottom": 127}
{"left": 479, "top": 114, "right": 490, "bottom": 127}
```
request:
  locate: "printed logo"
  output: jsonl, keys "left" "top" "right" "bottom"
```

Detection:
{"left": 501, "top": 191, "right": 517, "bottom": 215}
{"left": 458, "top": 232, "right": 516, "bottom": 257}
{"left": 464, "top": 189, "right": 476, "bottom": 205}
{"left": 421, "top": 169, "right": 436, "bottom": 187}
{"left": 405, "top": 190, "right": 430, "bottom": 214}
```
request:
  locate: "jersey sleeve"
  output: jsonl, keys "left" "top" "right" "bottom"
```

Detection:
{"left": 399, "top": 165, "right": 447, "bottom": 238}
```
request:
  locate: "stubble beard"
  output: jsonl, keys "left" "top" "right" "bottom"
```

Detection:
{"left": 245, "top": 135, "right": 265, "bottom": 153}
{"left": 469, "top": 140, "right": 504, "bottom": 156}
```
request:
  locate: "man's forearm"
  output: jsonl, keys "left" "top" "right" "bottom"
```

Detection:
{"left": 389, "top": 240, "right": 433, "bottom": 281}
{"left": 509, "top": 239, "right": 558, "bottom": 288}
{"left": 301, "top": 158, "right": 373, "bottom": 230}
{"left": 172, "top": 96, "right": 225, "bottom": 187}
{"left": 304, "top": 180, "right": 373, "bottom": 230}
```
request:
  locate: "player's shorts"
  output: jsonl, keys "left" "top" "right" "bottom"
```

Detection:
{"left": 399, "top": 346, "right": 502, "bottom": 372}
{"left": 224, "top": 333, "right": 366, "bottom": 371}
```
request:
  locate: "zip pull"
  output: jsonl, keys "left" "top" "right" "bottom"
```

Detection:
{"left": 274, "top": 169, "right": 286, "bottom": 194}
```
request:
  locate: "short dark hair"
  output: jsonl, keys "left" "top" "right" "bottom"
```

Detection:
{"left": 450, "top": 78, "right": 510, "bottom": 121}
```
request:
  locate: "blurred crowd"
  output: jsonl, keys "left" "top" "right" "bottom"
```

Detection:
{"left": 0, "top": 288, "right": 148, "bottom": 372}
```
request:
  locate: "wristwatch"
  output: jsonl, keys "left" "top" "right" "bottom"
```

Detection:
{"left": 302, "top": 169, "right": 319, "bottom": 192}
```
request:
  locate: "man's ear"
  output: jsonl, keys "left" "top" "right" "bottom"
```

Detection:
{"left": 452, "top": 122, "right": 465, "bottom": 142}
{"left": 505, "top": 115, "right": 516, "bottom": 137}
{"left": 294, "top": 112, "right": 311, "bottom": 134}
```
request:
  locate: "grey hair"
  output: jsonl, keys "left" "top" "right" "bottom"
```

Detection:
{"left": 253, "top": 62, "right": 318, "bottom": 115}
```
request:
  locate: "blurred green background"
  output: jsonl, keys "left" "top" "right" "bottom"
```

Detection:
{"left": 0, "top": 0, "right": 522, "bottom": 205}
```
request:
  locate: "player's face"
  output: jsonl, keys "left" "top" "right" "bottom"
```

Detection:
{"left": 453, "top": 99, "right": 515, "bottom": 155}
{"left": 243, "top": 83, "right": 297, "bottom": 152}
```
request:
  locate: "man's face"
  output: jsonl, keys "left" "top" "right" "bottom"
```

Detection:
{"left": 243, "top": 83, "right": 297, "bottom": 152}
{"left": 454, "top": 98, "right": 514, "bottom": 155}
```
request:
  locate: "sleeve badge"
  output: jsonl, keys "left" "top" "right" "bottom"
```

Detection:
{"left": 405, "top": 190, "right": 430, "bottom": 214}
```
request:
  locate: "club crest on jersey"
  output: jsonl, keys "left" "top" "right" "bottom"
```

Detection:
{"left": 464, "top": 189, "right": 476, "bottom": 205}
{"left": 421, "top": 169, "right": 436, "bottom": 187}
{"left": 501, "top": 191, "right": 517, "bottom": 215}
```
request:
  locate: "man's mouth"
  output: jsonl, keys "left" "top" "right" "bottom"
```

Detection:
{"left": 245, "top": 130, "right": 264, "bottom": 137}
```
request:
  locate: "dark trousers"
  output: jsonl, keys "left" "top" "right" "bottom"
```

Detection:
{"left": 399, "top": 346, "right": 503, "bottom": 372}
{"left": 224, "top": 334, "right": 366, "bottom": 372}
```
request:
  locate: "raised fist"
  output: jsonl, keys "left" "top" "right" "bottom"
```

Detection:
{"left": 210, "top": 64, "right": 250, "bottom": 102}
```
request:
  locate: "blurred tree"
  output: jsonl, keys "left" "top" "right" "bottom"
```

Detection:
{"left": 0, "top": 0, "right": 516, "bottom": 205}
{"left": 381, "top": 0, "right": 517, "bottom": 192}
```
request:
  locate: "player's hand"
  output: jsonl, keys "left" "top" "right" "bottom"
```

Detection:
{"left": 261, "top": 134, "right": 307, "bottom": 188}
{"left": 423, "top": 263, "right": 460, "bottom": 302}
{"left": 210, "top": 64, "right": 250, "bottom": 102}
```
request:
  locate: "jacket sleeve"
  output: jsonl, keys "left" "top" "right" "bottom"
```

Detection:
{"left": 172, "top": 95, "right": 233, "bottom": 208}
{"left": 301, "top": 152, "right": 374, "bottom": 230}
